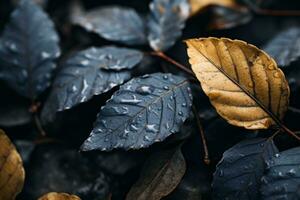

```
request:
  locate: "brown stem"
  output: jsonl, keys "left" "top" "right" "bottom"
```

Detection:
{"left": 280, "top": 124, "right": 300, "bottom": 141}
{"left": 150, "top": 51, "right": 195, "bottom": 76}
{"left": 192, "top": 105, "right": 210, "bottom": 165}
{"left": 30, "top": 102, "right": 46, "bottom": 136}
{"left": 268, "top": 129, "right": 281, "bottom": 141}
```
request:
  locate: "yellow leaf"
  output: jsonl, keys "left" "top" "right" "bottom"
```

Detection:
{"left": 38, "top": 192, "right": 81, "bottom": 200}
{"left": 0, "top": 129, "right": 25, "bottom": 200}
{"left": 188, "top": 0, "right": 240, "bottom": 16}
{"left": 186, "top": 37, "right": 290, "bottom": 129}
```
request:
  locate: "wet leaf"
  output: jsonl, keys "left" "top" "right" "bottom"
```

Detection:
{"left": 212, "top": 138, "right": 278, "bottom": 200}
{"left": 186, "top": 37, "right": 290, "bottom": 129}
{"left": 263, "top": 27, "right": 300, "bottom": 67}
{"left": 81, "top": 73, "right": 193, "bottom": 151}
{"left": 148, "top": 0, "right": 190, "bottom": 51}
{"left": 41, "top": 46, "right": 136, "bottom": 122}
{"left": 38, "top": 192, "right": 81, "bottom": 200}
{"left": 0, "top": 129, "right": 25, "bottom": 200}
{"left": 126, "top": 145, "right": 186, "bottom": 200}
{"left": 209, "top": 6, "right": 252, "bottom": 30}
{"left": 261, "top": 147, "right": 300, "bottom": 200}
{"left": 0, "top": 0, "right": 60, "bottom": 99}
{"left": 72, "top": 6, "right": 147, "bottom": 45}
{"left": 189, "top": 0, "right": 239, "bottom": 16}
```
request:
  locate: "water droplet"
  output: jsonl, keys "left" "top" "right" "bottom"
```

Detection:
{"left": 144, "top": 135, "right": 151, "bottom": 141}
{"left": 41, "top": 51, "right": 50, "bottom": 59}
{"left": 274, "top": 153, "right": 280, "bottom": 158}
{"left": 72, "top": 85, "right": 77, "bottom": 92}
{"left": 81, "top": 60, "right": 90, "bottom": 66}
{"left": 163, "top": 75, "right": 168, "bottom": 80}
{"left": 248, "top": 82, "right": 253, "bottom": 87}
{"left": 136, "top": 85, "right": 154, "bottom": 95}
{"left": 104, "top": 138, "right": 109, "bottom": 142}
{"left": 141, "top": 74, "right": 150, "bottom": 78}
{"left": 287, "top": 168, "right": 296, "bottom": 176}
{"left": 273, "top": 72, "right": 280, "bottom": 78}
{"left": 120, "top": 95, "right": 142, "bottom": 104}
{"left": 146, "top": 124, "right": 158, "bottom": 133}
{"left": 163, "top": 86, "right": 169, "bottom": 90}
{"left": 178, "top": 111, "right": 183, "bottom": 116}
{"left": 182, "top": 103, "right": 187, "bottom": 107}
{"left": 130, "top": 124, "right": 139, "bottom": 131}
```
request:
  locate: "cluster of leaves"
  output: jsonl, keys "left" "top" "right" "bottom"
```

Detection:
{"left": 1, "top": 0, "right": 300, "bottom": 199}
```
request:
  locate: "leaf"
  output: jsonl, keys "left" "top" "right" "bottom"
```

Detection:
{"left": 147, "top": 0, "right": 190, "bottom": 51}
{"left": 0, "top": 129, "right": 25, "bottom": 200}
{"left": 38, "top": 192, "right": 81, "bottom": 200}
{"left": 261, "top": 147, "right": 300, "bottom": 200}
{"left": 189, "top": 0, "right": 240, "bottom": 16}
{"left": 41, "top": 46, "right": 137, "bottom": 122}
{"left": 186, "top": 37, "right": 290, "bottom": 129}
{"left": 212, "top": 138, "right": 278, "bottom": 200}
{"left": 126, "top": 145, "right": 186, "bottom": 200}
{"left": 81, "top": 73, "right": 193, "bottom": 151}
{"left": 72, "top": 6, "right": 147, "bottom": 45}
{"left": 0, "top": 0, "right": 60, "bottom": 99}
{"left": 263, "top": 27, "right": 300, "bottom": 67}
{"left": 209, "top": 6, "right": 252, "bottom": 30}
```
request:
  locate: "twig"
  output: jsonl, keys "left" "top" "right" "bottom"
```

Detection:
{"left": 268, "top": 129, "right": 281, "bottom": 141}
{"left": 192, "top": 105, "right": 210, "bottom": 165}
{"left": 149, "top": 51, "right": 195, "bottom": 76}
{"left": 29, "top": 102, "right": 46, "bottom": 136}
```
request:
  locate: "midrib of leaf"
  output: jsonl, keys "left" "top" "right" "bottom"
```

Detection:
{"left": 103, "top": 80, "right": 189, "bottom": 139}
{"left": 188, "top": 42, "right": 284, "bottom": 127}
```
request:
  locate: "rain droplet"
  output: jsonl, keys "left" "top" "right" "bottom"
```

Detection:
{"left": 178, "top": 111, "right": 183, "bottom": 116}
{"left": 120, "top": 95, "right": 142, "bottom": 104}
{"left": 144, "top": 135, "right": 151, "bottom": 141}
{"left": 136, "top": 85, "right": 154, "bottom": 95}
{"left": 72, "top": 85, "right": 77, "bottom": 92}
{"left": 163, "top": 86, "right": 169, "bottom": 90}
{"left": 146, "top": 124, "right": 158, "bottom": 133}
{"left": 41, "top": 51, "right": 50, "bottom": 59}
{"left": 182, "top": 103, "right": 187, "bottom": 107}
{"left": 274, "top": 153, "right": 280, "bottom": 158}
{"left": 163, "top": 75, "right": 168, "bottom": 80}
{"left": 81, "top": 60, "right": 90, "bottom": 66}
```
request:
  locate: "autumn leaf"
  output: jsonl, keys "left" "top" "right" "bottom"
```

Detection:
{"left": 0, "top": 129, "right": 25, "bottom": 200}
{"left": 38, "top": 192, "right": 81, "bottom": 200}
{"left": 186, "top": 37, "right": 290, "bottom": 129}
{"left": 188, "top": 0, "right": 240, "bottom": 16}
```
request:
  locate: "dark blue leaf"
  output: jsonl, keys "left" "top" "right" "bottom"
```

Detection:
{"left": 212, "top": 138, "right": 278, "bottom": 200}
{"left": 263, "top": 27, "right": 300, "bottom": 67}
{"left": 0, "top": 0, "right": 60, "bottom": 99}
{"left": 41, "top": 46, "right": 139, "bottom": 122}
{"left": 148, "top": 0, "right": 190, "bottom": 51}
{"left": 261, "top": 147, "right": 300, "bottom": 200}
{"left": 81, "top": 73, "right": 193, "bottom": 151}
{"left": 73, "top": 6, "right": 147, "bottom": 45}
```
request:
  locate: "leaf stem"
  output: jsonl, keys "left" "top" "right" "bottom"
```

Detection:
{"left": 268, "top": 129, "right": 281, "bottom": 141}
{"left": 150, "top": 51, "right": 195, "bottom": 76}
{"left": 192, "top": 105, "right": 210, "bottom": 165}
{"left": 29, "top": 102, "right": 46, "bottom": 136}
